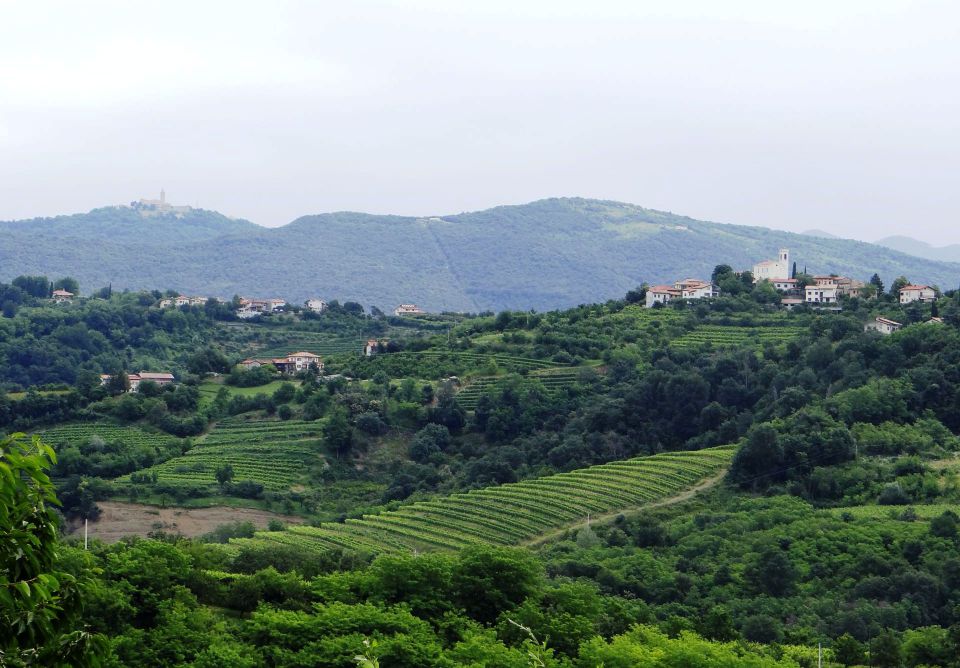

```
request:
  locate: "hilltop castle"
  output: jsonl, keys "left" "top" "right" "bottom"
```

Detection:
{"left": 133, "top": 189, "right": 191, "bottom": 215}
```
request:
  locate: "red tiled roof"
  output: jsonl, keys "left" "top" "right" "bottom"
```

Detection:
{"left": 900, "top": 285, "right": 931, "bottom": 291}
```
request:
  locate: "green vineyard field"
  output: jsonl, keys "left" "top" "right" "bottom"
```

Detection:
{"left": 454, "top": 367, "right": 583, "bottom": 410}
{"left": 37, "top": 423, "right": 183, "bottom": 450}
{"left": 117, "top": 418, "right": 325, "bottom": 491}
{"left": 670, "top": 325, "right": 804, "bottom": 350}
{"left": 234, "top": 445, "right": 735, "bottom": 555}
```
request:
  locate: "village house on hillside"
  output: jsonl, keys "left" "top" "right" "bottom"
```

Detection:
{"left": 238, "top": 297, "right": 286, "bottom": 319}
{"left": 159, "top": 295, "right": 209, "bottom": 308}
{"left": 304, "top": 298, "right": 328, "bottom": 313}
{"left": 394, "top": 303, "right": 425, "bottom": 316}
{"left": 864, "top": 317, "right": 902, "bottom": 335}
{"left": 100, "top": 371, "right": 176, "bottom": 392}
{"left": 241, "top": 351, "right": 324, "bottom": 375}
{"left": 899, "top": 285, "right": 936, "bottom": 304}
{"left": 645, "top": 278, "right": 719, "bottom": 307}
{"left": 51, "top": 289, "right": 74, "bottom": 303}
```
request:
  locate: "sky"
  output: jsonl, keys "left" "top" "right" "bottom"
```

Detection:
{"left": 1, "top": 1, "right": 958, "bottom": 243}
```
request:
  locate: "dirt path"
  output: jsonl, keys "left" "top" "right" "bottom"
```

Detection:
{"left": 66, "top": 501, "right": 304, "bottom": 543}
{"left": 522, "top": 468, "right": 728, "bottom": 547}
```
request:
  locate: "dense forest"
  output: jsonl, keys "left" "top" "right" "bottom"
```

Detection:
{"left": 4, "top": 274, "right": 960, "bottom": 666}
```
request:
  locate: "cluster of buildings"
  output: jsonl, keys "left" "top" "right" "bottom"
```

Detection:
{"left": 240, "top": 351, "right": 325, "bottom": 375}
{"left": 237, "top": 297, "right": 287, "bottom": 319}
{"left": 394, "top": 303, "right": 425, "bottom": 316}
{"left": 99, "top": 371, "right": 176, "bottom": 392}
{"left": 645, "top": 279, "right": 719, "bottom": 308}
{"left": 159, "top": 295, "right": 212, "bottom": 308}
{"left": 644, "top": 248, "right": 942, "bottom": 320}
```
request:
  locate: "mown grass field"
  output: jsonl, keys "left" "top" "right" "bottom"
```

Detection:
{"left": 233, "top": 445, "right": 735, "bottom": 556}
{"left": 197, "top": 380, "right": 300, "bottom": 407}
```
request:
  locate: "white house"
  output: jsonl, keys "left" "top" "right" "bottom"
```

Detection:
{"left": 674, "top": 278, "right": 719, "bottom": 299}
{"left": 899, "top": 285, "right": 936, "bottom": 304}
{"left": 753, "top": 249, "right": 791, "bottom": 281}
{"left": 394, "top": 304, "right": 425, "bottom": 316}
{"left": 645, "top": 279, "right": 718, "bottom": 307}
{"left": 865, "top": 317, "right": 902, "bottom": 335}
{"left": 645, "top": 285, "right": 680, "bottom": 307}
{"left": 365, "top": 339, "right": 381, "bottom": 356}
{"left": 240, "top": 352, "right": 324, "bottom": 375}
{"left": 305, "top": 298, "right": 328, "bottom": 313}
{"left": 805, "top": 285, "right": 838, "bottom": 304}
{"left": 771, "top": 278, "right": 799, "bottom": 292}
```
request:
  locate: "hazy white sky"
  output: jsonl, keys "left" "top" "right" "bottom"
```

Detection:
{"left": 1, "top": 1, "right": 958, "bottom": 242}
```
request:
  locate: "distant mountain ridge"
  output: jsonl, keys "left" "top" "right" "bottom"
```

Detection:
{"left": 875, "top": 235, "right": 960, "bottom": 264}
{"left": 1, "top": 198, "right": 958, "bottom": 311}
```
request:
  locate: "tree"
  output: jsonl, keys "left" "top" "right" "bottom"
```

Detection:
{"left": 324, "top": 407, "right": 353, "bottom": 456}
{"left": 890, "top": 276, "right": 910, "bottom": 297}
{"left": 833, "top": 633, "right": 866, "bottom": 666}
{"left": 869, "top": 629, "right": 902, "bottom": 667}
{"left": 53, "top": 277, "right": 80, "bottom": 295}
{"left": 711, "top": 264, "right": 734, "bottom": 284}
{"left": 1, "top": 433, "right": 104, "bottom": 664}
{"left": 215, "top": 463, "right": 235, "bottom": 487}
{"left": 870, "top": 273, "right": 885, "bottom": 296}
{"left": 12, "top": 275, "right": 51, "bottom": 298}
{"left": 745, "top": 545, "right": 797, "bottom": 596}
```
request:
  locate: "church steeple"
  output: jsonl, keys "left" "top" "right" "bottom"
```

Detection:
{"left": 160, "top": 188, "right": 166, "bottom": 204}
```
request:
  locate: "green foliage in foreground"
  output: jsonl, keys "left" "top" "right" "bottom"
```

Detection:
{"left": 0, "top": 433, "right": 104, "bottom": 666}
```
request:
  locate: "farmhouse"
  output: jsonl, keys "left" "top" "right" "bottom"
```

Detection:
{"left": 899, "top": 285, "right": 936, "bottom": 304}
{"left": 159, "top": 295, "right": 209, "bottom": 308}
{"left": 51, "top": 289, "right": 74, "bottom": 303}
{"left": 99, "top": 371, "right": 176, "bottom": 392}
{"left": 305, "top": 298, "right": 328, "bottom": 313}
{"left": 238, "top": 297, "right": 286, "bottom": 318}
{"left": 394, "top": 303, "right": 425, "bottom": 316}
{"left": 645, "top": 278, "right": 719, "bottom": 307}
{"left": 365, "top": 339, "right": 381, "bottom": 356}
{"left": 241, "top": 352, "right": 324, "bottom": 375}
{"left": 753, "top": 248, "right": 791, "bottom": 281}
{"left": 864, "top": 317, "right": 902, "bottom": 335}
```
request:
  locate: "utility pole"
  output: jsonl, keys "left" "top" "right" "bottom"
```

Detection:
{"left": 84, "top": 518, "right": 88, "bottom": 550}
{"left": 817, "top": 641, "right": 822, "bottom": 668}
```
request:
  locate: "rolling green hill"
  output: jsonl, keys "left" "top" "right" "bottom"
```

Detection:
{"left": 2, "top": 198, "right": 957, "bottom": 311}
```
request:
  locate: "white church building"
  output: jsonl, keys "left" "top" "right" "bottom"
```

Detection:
{"left": 753, "top": 249, "right": 792, "bottom": 281}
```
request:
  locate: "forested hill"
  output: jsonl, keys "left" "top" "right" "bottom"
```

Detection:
{"left": 2, "top": 198, "right": 958, "bottom": 311}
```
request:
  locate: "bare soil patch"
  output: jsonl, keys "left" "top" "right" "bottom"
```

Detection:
{"left": 66, "top": 501, "right": 304, "bottom": 543}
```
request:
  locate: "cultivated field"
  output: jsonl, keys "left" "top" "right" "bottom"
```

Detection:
{"left": 234, "top": 446, "right": 735, "bottom": 556}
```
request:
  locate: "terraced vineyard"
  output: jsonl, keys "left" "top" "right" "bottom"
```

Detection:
{"left": 670, "top": 325, "right": 805, "bottom": 350}
{"left": 255, "top": 337, "right": 363, "bottom": 357}
{"left": 37, "top": 423, "right": 183, "bottom": 450}
{"left": 235, "top": 446, "right": 735, "bottom": 555}
{"left": 455, "top": 367, "right": 584, "bottom": 410}
{"left": 387, "top": 350, "right": 558, "bottom": 371}
{"left": 117, "top": 418, "right": 325, "bottom": 491}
